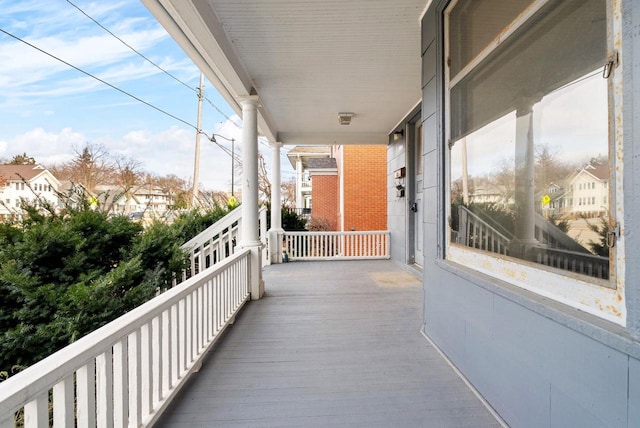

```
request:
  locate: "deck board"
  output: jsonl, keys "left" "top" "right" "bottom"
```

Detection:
{"left": 157, "top": 260, "right": 501, "bottom": 427}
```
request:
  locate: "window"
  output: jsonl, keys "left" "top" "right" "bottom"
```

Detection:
{"left": 447, "top": 1, "right": 615, "bottom": 283}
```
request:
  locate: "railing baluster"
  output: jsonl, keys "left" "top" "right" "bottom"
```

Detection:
{"left": 171, "top": 304, "right": 179, "bottom": 386}
{"left": 112, "top": 338, "right": 128, "bottom": 428}
{"left": 128, "top": 331, "right": 142, "bottom": 427}
{"left": 140, "top": 322, "right": 153, "bottom": 418}
{"left": 24, "top": 393, "right": 48, "bottom": 428}
{"left": 162, "top": 309, "right": 172, "bottom": 396}
{"left": 53, "top": 376, "right": 74, "bottom": 428}
{"left": 96, "top": 349, "right": 114, "bottom": 428}
{"left": 152, "top": 315, "right": 162, "bottom": 405}
{"left": 77, "top": 360, "right": 97, "bottom": 427}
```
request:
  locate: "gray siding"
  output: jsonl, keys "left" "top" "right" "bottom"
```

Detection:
{"left": 387, "top": 137, "right": 407, "bottom": 264}
{"left": 419, "top": 0, "right": 640, "bottom": 426}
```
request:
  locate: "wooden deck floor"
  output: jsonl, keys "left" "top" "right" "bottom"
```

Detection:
{"left": 157, "top": 260, "right": 501, "bottom": 427}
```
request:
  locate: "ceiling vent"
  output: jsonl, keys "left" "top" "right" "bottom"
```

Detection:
{"left": 338, "top": 112, "right": 354, "bottom": 125}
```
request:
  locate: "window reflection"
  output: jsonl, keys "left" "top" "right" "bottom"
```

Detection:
{"left": 450, "top": 72, "right": 609, "bottom": 279}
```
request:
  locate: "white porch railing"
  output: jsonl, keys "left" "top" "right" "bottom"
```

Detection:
{"left": 179, "top": 207, "right": 268, "bottom": 282}
{"left": 283, "top": 231, "right": 390, "bottom": 260}
{"left": 0, "top": 250, "right": 251, "bottom": 428}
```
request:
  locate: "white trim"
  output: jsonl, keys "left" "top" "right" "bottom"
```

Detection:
{"left": 389, "top": 99, "right": 422, "bottom": 135}
{"left": 448, "top": 245, "right": 625, "bottom": 326}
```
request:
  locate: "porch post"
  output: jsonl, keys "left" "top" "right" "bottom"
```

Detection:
{"left": 239, "top": 95, "right": 264, "bottom": 299}
{"left": 269, "top": 141, "right": 284, "bottom": 263}
{"left": 295, "top": 156, "right": 303, "bottom": 209}
{"left": 511, "top": 103, "right": 537, "bottom": 257}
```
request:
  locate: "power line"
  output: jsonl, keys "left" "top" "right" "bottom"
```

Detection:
{"left": 205, "top": 96, "right": 240, "bottom": 127}
{"left": 66, "top": 0, "right": 197, "bottom": 94}
{"left": 0, "top": 27, "right": 196, "bottom": 130}
{"left": 0, "top": 26, "right": 244, "bottom": 166}
{"left": 67, "top": 0, "right": 237, "bottom": 128}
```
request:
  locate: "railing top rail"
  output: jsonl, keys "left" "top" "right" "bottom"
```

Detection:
{"left": 284, "top": 230, "right": 390, "bottom": 236}
{"left": 182, "top": 206, "right": 242, "bottom": 250}
{"left": 530, "top": 244, "right": 607, "bottom": 261}
{"left": 0, "top": 248, "right": 251, "bottom": 414}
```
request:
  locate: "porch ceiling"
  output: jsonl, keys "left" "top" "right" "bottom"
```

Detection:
{"left": 141, "top": 0, "right": 425, "bottom": 146}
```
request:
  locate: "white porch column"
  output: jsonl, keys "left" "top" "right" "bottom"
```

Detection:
{"left": 239, "top": 96, "right": 264, "bottom": 299}
{"left": 511, "top": 103, "right": 537, "bottom": 257}
{"left": 295, "top": 157, "right": 303, "bottom": 209}
{"left": 269, "top": 142, "right": 284, "bottom": 263}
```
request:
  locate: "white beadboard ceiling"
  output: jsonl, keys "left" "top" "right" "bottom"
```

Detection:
{"left": 142, "top": 0, "right": 425, "bottom": 145}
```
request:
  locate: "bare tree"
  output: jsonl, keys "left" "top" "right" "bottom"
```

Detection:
{"left": 147, "top": 173, "right": 190, "bottom": 210}
{"left": 53, "top": 143, "right": 114, "bottom": 192}
{"left": 113, "top": 155, "right": 143, "bottom": 208}
{"left": 257, "top": 153, "right": 271, "bottom": 205}
{"left": 282, "top": 177, "right": 296, "bottom": 208}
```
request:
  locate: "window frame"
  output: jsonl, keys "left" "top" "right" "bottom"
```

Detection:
{"left": 443, "top": 0, "right": 626, "bottom": 325}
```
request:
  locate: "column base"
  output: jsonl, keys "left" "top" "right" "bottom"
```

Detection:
{"left": 268, "top": 228, "right": 285, "bottom": 264}
{"left": 241, "top": 242, "right": 264, "bottom": 300}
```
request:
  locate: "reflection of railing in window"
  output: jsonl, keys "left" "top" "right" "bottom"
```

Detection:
{"left": 454, "top": 205, "right": 609, "bottom": 280}
{"left": 456, "top": 206, "right": 510, "bottom": 255}
{"left": 530, "top": 246, "right": 609, "bottom": 280}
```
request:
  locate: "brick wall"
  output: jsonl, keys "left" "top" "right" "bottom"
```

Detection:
{"left": 310, "top": 174, "right": 338, "bottom": 230}
{"left": 343, "top": 145, "right": 387, "bottom": 231}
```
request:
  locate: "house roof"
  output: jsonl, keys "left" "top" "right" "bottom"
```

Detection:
{"left": 0, "top": 164, "right": 49, "bottom": 183}
{"left": 286, "top": 146, "right": 331, "bottom": 169}
{"left": 585, "top": 162, "right": 609, "bottom": 180}
{"left": 141, "top": 0, "right": 424, "bottom": 147}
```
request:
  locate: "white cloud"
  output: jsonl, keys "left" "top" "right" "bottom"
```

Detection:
{"left": 0, "top": 1, "right": 195, "bottom": 102}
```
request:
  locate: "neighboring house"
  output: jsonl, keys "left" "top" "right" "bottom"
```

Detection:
{"left": 0, "top": 164, "right": 60, "bottom": 220}
{"left": 306, "top": 157, "right": 338, "bottom": 230}
{"left": 541, "top": 162, "right": 609, "bottom": 219}
{"left": 286, "top": 146, "right": 330, "bottom": 211}
{"left": 100, "top": 185, "right": 175, "bottom": 219}
{"left": 291, "top": 145, "right": 388, "bottom": 232}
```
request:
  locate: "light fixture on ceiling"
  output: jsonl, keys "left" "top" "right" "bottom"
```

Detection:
{"left": 338, "top": 112, "right": 354, "bottom": 125}
{"left": 393, "top": 129, "right": 404, "bottom": 141}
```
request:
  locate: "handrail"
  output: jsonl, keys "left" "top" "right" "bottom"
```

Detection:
{"left": 179, "top": 206, "right": 269, "bottom": 282}
{"left": 283, "top": 230, "right": 390, "bottom": 260}
{"left": 0, "top": 249, "right": 251, "bottom": 427}
{"left": 180, "top": 207, "right": 242, "bottom": 280}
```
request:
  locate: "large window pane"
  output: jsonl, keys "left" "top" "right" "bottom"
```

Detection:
{"left": 448, "top": 0, "right": 610, "bottom": 280}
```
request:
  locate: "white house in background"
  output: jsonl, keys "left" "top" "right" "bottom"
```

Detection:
{"left": 0, "top": 164, "right": 61, "bottom": 220}
{"left": 285, "top": 146, "right": 331, "bottom": 210}
{"left": 94, "top": 185, "right": 175, "bottom": 219}
{"left": 543, "top": 162, "right": 609, "bottom": 218}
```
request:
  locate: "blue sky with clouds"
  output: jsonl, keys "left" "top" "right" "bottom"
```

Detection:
{"left": 0, "top": 0, "right": 293, "bottom": 191}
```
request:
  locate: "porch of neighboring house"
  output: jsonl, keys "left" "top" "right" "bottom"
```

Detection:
{"left": 157, "top": 260, "right": 501, "bottom": 427}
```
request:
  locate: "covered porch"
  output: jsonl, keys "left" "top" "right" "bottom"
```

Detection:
{"left": 158, "top": 260, "right": 501, "bottom": 427}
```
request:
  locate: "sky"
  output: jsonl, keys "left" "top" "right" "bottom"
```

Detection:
{"left": 0, "top": 0, "right": 295, "bottom": 192}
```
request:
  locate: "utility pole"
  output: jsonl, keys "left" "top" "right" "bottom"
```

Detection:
{"left": 192, "top": 73, "right": 204, "bottom": 207}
